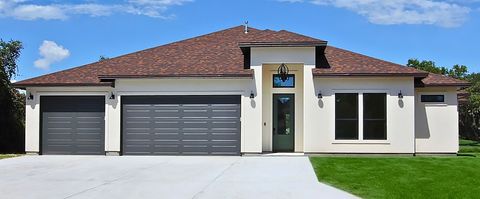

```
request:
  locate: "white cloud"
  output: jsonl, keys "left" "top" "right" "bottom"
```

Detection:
{"left": 11, "top": 4, "right": 67, "bottom": 20}
{"left": 281, "top": 0, "right": 472, "bottom": 27}
{"left": 0, "top": 0, "right": 192, "bottom": 20}
{"left": 34, "top": 40, "right": 70, "bottom": 70}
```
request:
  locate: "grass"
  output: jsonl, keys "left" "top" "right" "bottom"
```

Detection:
{"left": 459, "top": 139, "right": 480, "bottom": 154}
{"left": 310, "top": 139, "right": 480, "bottom": 199}
{"left": 0, "top": 154, "right": 19, "bottom": 160}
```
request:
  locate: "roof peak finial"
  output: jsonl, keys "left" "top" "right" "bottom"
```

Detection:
{"left": 244, "top": 21, "right": 248, "bottom": 34}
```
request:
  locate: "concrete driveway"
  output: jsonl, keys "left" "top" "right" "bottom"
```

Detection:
{"left": 0, "top": 156, "right": 356, "bottom": 199}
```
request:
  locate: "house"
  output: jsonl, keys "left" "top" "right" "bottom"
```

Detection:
{"left": 14, "top": 25, "right": 470, "bottom": 156}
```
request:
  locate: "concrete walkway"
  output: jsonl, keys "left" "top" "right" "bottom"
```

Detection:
{"left": 0, "top": 156, "right": 357, "bottom": 199}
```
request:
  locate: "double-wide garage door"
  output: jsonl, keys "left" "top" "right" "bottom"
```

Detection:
{"left": 122, "top": 96, "right": 241, "bottom": 155}
{"left": 41, "top": 96, "right": 105, "bottom": 155}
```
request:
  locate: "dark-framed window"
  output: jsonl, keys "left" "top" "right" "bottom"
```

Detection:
{"left": 363, "top": 93, "right": 387, "bottom": 140}
{"left": 335, "top": 93, "right": 358, "bottom": 140}
{"left": 273, "top": 74, "right": 295, "bottom": 88}
{"left": 421, "top": 95, "right": 444, "bottom": 102}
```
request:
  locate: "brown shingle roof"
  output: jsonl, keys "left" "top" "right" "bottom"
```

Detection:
{"left": 14, "top": 25, "right": 467, "bottom": 88}
{"left": 419, "top": 73, "right": 471, "bottom": 87}
{"left": 312, "top": 46, "right": 428, "bottom": 77}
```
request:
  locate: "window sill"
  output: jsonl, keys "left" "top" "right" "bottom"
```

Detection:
{"left": 332, "top": 140, "right": 390, "bottom": 145}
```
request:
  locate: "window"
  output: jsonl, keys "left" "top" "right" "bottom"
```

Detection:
{"left": 335, "top": 92, "right": 387, "bottom": 141}
{"left": 273, "top": 74, "right": 295, "bottom": 88}
{"left": 363, "top": 93, "right": 387, "bottom": 140}
{"left": 421, "top": 95, "right": 444, "bottom": 102}
{"left": 335, "top": 93, "right": 358, "bottom": 140}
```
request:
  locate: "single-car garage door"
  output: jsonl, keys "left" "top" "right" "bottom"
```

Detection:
{"left": 122, "top": 95, "right": 241, "bottom": 156}
{"left": 41, "top": 96, "right": 105, "bottom": 155}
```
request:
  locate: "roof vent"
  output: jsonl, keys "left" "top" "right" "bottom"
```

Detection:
{"left": 244, "top": 21, "right": 248, "bottom": 34}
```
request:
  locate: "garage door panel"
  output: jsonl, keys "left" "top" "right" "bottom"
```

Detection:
{"left": 41, "top": 96, "right": 105, "bottom": 155}
{"left": 122, "top": 95, "right": 240, "bottom": 156}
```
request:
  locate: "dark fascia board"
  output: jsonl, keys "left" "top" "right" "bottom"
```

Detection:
{"left": 13, "top": 82, "right": 113, "bottom": 89}
{"left": 312, "top": 72, "right": 429, "bottom": 78}
{"left": 97, "top": 73, "right": 254, "bottom": 79}
{"left": 416, "top": 82, "right": 472, "bottom": 87}
{"left": 238, "top": 41, "right": 327, "bottom": 48}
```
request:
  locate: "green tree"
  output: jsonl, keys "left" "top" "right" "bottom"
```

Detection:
{"left": 407, "top": 58, "right": 480, "bottom": 140}
{"left": 0, "top": 39, "right": 24, "bottom": 153}
{"left": 99, "top": 55, "right": 109, "bottom": 61}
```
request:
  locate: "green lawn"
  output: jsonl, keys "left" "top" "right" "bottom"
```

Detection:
{"left": 459, "top": 139, "right": 480, "bottom": 154}
{"left": 310, "top": 139, "right": 480, "bottom": 199}
{"left": 0, "top": 154, "right": 19, "bottom": 160}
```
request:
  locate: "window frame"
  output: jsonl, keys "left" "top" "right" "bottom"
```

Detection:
{"left": 333, "top": 90, "right": 389, "bottom": 143}
{"left": 272, "top": 74, "right": 295, "bottom": 88}
{"left": 420, "top": 94, "right": 445, "bottom": 103}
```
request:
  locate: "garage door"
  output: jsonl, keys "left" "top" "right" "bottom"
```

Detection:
{"left": 122, "top": 96, "right": 241, "bottom": 155}
{"left": 41, "top": 96, "right": 105, "bottom": 155}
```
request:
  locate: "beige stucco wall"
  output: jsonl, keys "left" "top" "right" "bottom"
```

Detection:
{"left": 303, "top": 76, "right": 416, "bottom": 153}
{"left": 415, "top": 87, "right": 459, "bottom": 153}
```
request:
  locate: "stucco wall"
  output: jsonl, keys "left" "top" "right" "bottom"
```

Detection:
{"left": 415, "top": 87, "right": 459, "bottom": 153}
{"left": 303, "top": 76, "right": 416, "bottom": 153}
{"left": 24, "top": 78, "right": 261, "bottom": 154}
{"left": 251, "top": 47, "right": 315, "bottom": 152}
{"left": 24, "top": 46, "right": 459, "bottom": 154}
{"left": 25, "top": 87, "right": 112, "bottom": 153}
{"left": 262, "top": 64, "right": 304, "bottom": 152}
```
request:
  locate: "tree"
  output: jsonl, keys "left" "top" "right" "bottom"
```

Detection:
{"left": 0, "top": 39, "right": 24, "bottom": 153}
{"left": 407, "top": 58, "right": 480, "bottom": 140}
{"left": 99, "top": 55, "right": 109, "bottom": 61}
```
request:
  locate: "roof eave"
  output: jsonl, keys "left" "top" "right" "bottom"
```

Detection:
{"left": 13, "top": 82, "right": 114, "bottom": 89}
{"left": 312, "top": 72, "right": 429, "bottom": 78}
{"left": 419, "top": 83, "right": 472, "bottom": 87}
{"left": 97, "top": 73, "right": 254, "bottom": 79}
{"left": 238, "top": 41, "right": 327, "bottom": 48}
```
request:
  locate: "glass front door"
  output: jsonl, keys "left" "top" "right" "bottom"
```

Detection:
{"left": 272, "top": 94, "right": 295, "bottom": 152}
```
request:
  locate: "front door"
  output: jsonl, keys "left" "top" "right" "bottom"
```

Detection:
{"left": 273, "top": 94, "right": 295, "bottom": 152}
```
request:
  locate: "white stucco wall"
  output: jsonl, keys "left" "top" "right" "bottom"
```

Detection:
{"left": 303, "top": 76, "right": 416, "bottom": 153}
{"left": 251, "top": 47, "right": 315, "bottom": 153}
{"left": 415, "top": 87, "right": 459, "bottom": 153}
{"left": 262, "top": 64, "right": 304, "bottom": 152}
{"left": 25, "top": 87, "right": 113, "bottom": 153}
{"left": 24, "top": 78, "right": 262, "bottom": 154}
{"left": 24, "top": 46, "right": 459, "bottom": 155}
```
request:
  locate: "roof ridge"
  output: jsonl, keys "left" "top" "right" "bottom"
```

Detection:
{"left": 278, "top": 29, "right": 325, "bottom": 42}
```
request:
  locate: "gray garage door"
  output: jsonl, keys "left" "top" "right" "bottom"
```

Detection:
{"left": 122, "top": 96, "right": 241, "bottom": 156}
{"left": 41, "top": 96, "right": 105, "bottom": 155}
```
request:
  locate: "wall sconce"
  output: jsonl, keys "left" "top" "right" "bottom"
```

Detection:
{"left": 109, "top": 92, "right": 115, "bottom": 100}
{"left": 27, "top": 93, "right": 34, "bottom": 100}
{"left": 317, "top": 91, "right": 323, "bottom": 99}
{"left": 398, "top": 90, "right": 403, "bottom": 99}
{"left": 250, "top": 91, "right": 255, "bottom": 99}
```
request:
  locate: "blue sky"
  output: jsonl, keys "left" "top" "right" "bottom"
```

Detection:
{"left": 1, "top": 0, "right": 480, "bottom": 81}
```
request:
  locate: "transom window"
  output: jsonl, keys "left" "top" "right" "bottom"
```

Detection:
{"left": 421, "top": 95, "right": 444, "bottom": 102}
{"left": 273, "top": 74, "right": 295, "bottom": 88}
{"left": 335, "top": 92, "right": 387, "bottom": 140}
